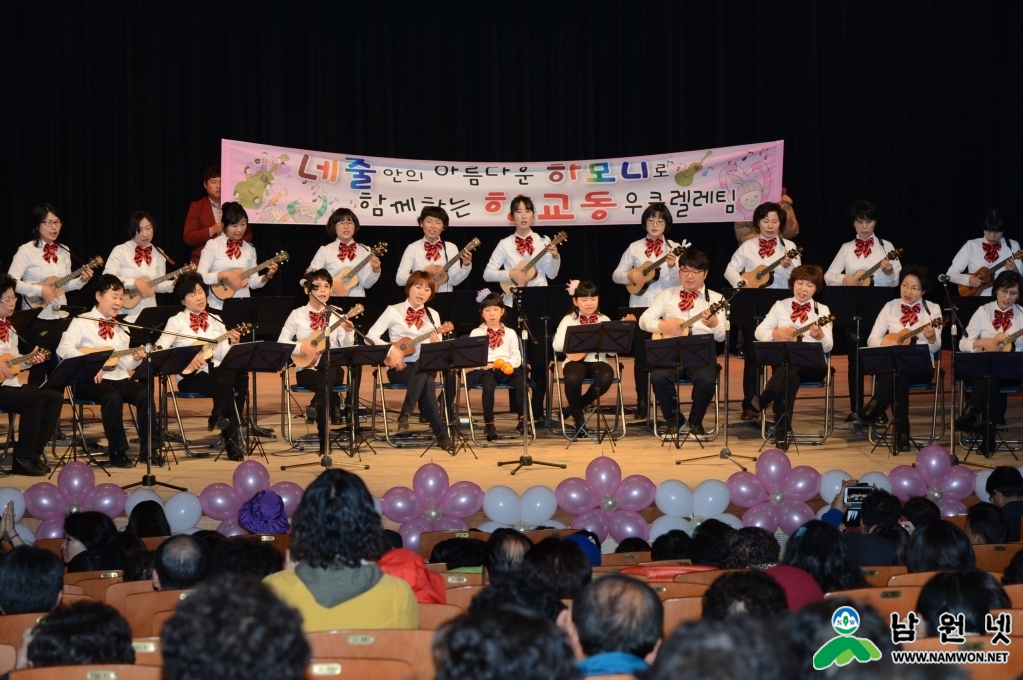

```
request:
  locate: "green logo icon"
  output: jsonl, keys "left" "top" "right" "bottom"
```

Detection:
{"left": 812, "top": 606, "right": 883, "bottom": 670}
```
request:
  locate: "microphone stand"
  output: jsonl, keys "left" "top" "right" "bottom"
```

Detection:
{"left": 939, "top": 276, "right": 962, "bottom": 465}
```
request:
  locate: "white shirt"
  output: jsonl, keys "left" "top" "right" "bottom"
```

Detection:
{"left": 866, "top": 298, "right": 943, "bottom": 361}
{"left": 723, "top": 236, "right": 801, "bottom": 290}
{"left": 960, "top": 300, "right": 1023, "bottom": 353}
{"left": 396, "top": 238, "right": 471, "bottom": 292}
{"left": 8, "top": 241, "right": 88, "bottom": 320}
{"left": 307, "top": 239, "right": 381, "bottom": 297}
{"left": 824, "top": 234, "right": 901, "bottom": 287}
{"left": 56, "top": 307, "right": 141, "bottom": 381}
{"left": 754, "top": 298, "right": 835, "bottom": 354}
{"left": 470, "top": 323, "right": 522, "bottom": 368}
{"left": 277, "top": 303, "right": 354, "bottom": 372}
{"left": 366, "top": 301, "right": 443, "bottom": 362}
{"left": 553, "top": 313, "right": 613, "bottom": 364}
{"left": 639, "top": 285, "right": 727, "bottom": 342}
{"left": 155, "top": 309, "right": 230, "bottom": 375}
{"left": 106, "top": 240, "right": 173, "bottom": 321}
{"left": 483, "top": 232, "right": 562, "bottom": 305}
{"left": 611, "top": 237, "right": 686, "bottom": 307}
{"left": 0, "top": 318, "right": 25, "bottom": 388}
{"left": 946, "top": 237, "right": 1021, "bottom": 296}
{"left": 196, "top": 235, "right": 268, "bottom": 310}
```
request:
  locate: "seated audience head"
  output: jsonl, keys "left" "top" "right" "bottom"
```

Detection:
{"left": 870, "top": 523, "right": 912, "bottom": 566}
{"left": 647, "top": 617, "right": 794, "bottom": 680}
{"left": 563, "top": 531, "right": 602, "bottom": 567}
{"left": 702, "top": 570, "right": 788, "bottom": 621}
{"left": 123, "top": 550, "right": 155, "bottom": 582}
{"left": 162, "top": 574, "right": 310, "bottom": 680}
{"left": 917, "top": 569, "right": 1010, "bottom": 637}
{"left": 615, "top": 537, "right": 651, "bottom": 553}
{"left": 900, "top": 496, "right": 941, "bottom": 533}
{"left": 781, "top": 520, "right": 867, "bottom": 593}
{"left": 127, "top": 500, "right": 171, "bottom": 538}
{"left": 522, "top": 537, "right": 592, "bottom": 599}
{"left": 154, "top": 534, "right": 207, "bottom": 590}
{"left": 430, "top": 538, "right": 486, "bottom": 570}
{"left": 569, "top": 575, "right": 663, "bottom": 662}
{"left": 906, "top": 520, "right": 975, "bottom": 573}
{"left": 781, "top": 597, "right": 895, "bottom": 680}
{"left": 483, "top": 528, "right": 533, "bottom": 583}
{"left": 63, "top": 511, "right": 120, "bottom": 564}
{"left": 468, "top": 574, "right": 566, "bottom": 622}
{"left": 290, "top": 469, "right": 387, "bottom": 568}
{"left": 1002, "top": 551, "right": 1023, "bottom": 585}
{"left": 0, "top": 546, "right": 64, "bottom": 614}
{"left": 26, "top": 602, "right": 134, "bottom": 668}
{"left": 986, "top": 466, "right": 1023, "bottom": 506}
{"left": 860, "top": 490, "right": 902, "bottom": 531}
{"left": 965, "top": 502, "right": 1008, "bottom": 545}
{"left": 207, "top": 538, "right": 284, "bottom": 579}
{"left": 720, "top": 526, "right": 781, "bottom": 569}
{"left": 651, "top": 529, "right": 693, "bottom": 561}
{"left": 117, "top": 529, "right": 147, "bottom": 558}
{"left": 383, "top": 529, "right": 403, "bottom": 551}
{"left": 690, "top": 518, "right": 736, "bottom": 567}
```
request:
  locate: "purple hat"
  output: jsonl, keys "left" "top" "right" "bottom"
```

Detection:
{"left": 237, "top": 490, "right": 290, "bottom": 534}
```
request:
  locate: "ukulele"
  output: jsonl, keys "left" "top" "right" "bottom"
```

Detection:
{"left": 25, "top": 256, "right": 105, "bottom": 309}
{"left": 291, "top": 304, "right": 365, "bottom": 369}
{"left": 386, "top": 321, "right": 454, "bottom": 368}
{"left": 990, "top": 325, "right": 1023, "bottom": 352}
{"left": 739, "top": 246, "right": 803, "bottom": 289}
{"left": 429, "top": 238, "right": 481, "bottom": 285}
{"left": 333, "top": 243, "right": 387, "bottom": 296}
{"left": 122, "top": 263, "right": 197, "bottom": 310}
{"left": 881, "top": 316, "right": 948, "bottom": 346}
{"left": 210, "top": 251, "right": 289, "bottom": 300}
{"left": 80, "top": 345, "right": 148, "bottom": 371}
{"left": 851, "top": 246, "right": 903, "bottom": 286}
{"left": 500, "top": 232, "right": 569, "bottom": 295}
{"left": 958, "top": 249, "right": 1023, "bottom": 297}
{"left": 650, "top": 300, "right": 727, "bottom": 340}
{"left": 180, "top": 322, "right": 254, "bottom": 375}
{"left": 777, "top": 314, "right": 836, "bottom": 341}
{"left": 0, "top": 348, "right": 51, "bottom": 375}
{"left": 625, "top": 242, "right": 690, "bottom": 296}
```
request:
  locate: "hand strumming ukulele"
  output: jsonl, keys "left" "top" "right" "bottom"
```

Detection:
{"left": 291, "top": 305, "right": 365, "bottom": 369}
{"left": 0, "top": 348, "right": 51, "bottom": 375}
{"left": 210, "top": 251, "right": 289, "bottom": 300}
{"left": 880, "top": 316, "right": 948, "bottom": 346}
{"left": 739, "top": 246, "right": 803, "bottom": 289}
{"left": 25, "top": 256, "right": 105, "bottom": 309}
{"left": 180, "top": 322, "right": 254, "bottom": 375}
{"left": 79, "top": 345, "right": 148, "bottom": 371}
{"left": 121, "top": 263, "right": 197, "bottom": 310}
{"left": 650, "top": 300, "right": 727, "bottom": 340}
{"left": 499, "top": 232, "right": 569, "bottom": 295}
{"left": 851, "top": 246, "right": 903, "bottom": 286}
{"left": 333, "top": 243, "right": 387, "bottom": 296}
{"left": 776, "top": 314, "right": 836, "bottom": 341}
{"left": 625, "top": 243, "right": 690, "bottom": 296}
{"left": 429, "top": 238, "right": 480, "bottom": 285}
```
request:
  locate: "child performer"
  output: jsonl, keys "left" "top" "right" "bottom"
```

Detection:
{"left": 196, "top": 202, "right": 278, "bottom": 311}
{"left": 396, "top": 206, "right": 472, "bottom": 292}
{"left": 467, "top": 289, "right": 526, "bottom": 440}
{"left": 552, "top": 280, "right": 614, "bottom": 434}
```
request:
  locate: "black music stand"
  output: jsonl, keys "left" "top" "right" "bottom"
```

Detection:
{"left": 128, "top": 306, "right": 186, "bottom": 447}
{"left": 562, "top": 321, "right": 634, "bottom": 448}
{"left": 218, "top": 341, "right": 294, "bottom": 462}
{"left": 10, "top": 308, "right": 42, "bottom": 336}
{"left": 752, "top": 341, "right": 829, "bottom": 453}
{"left": 954, "top": 352, "right": 1023, "bottom": 466}
{"left": 417, "top": 337, "right": 488, "bottom": 458}
{"left": 41, "top": 351, "right": 115, "bottom": 476}
{"left": 509, "top": 287, "right": 552, "bottom": 426}
{"left": 330, "top": 295, "right": 392, "bottom": 419}
{"left": 646, "top": 335, "right": 712, "bottom": 446}
{"left": 135, "top": 346, "right": 204, "bottom": 468}
{"left": 860, "top": 345, "right": 935, "bottom": 456}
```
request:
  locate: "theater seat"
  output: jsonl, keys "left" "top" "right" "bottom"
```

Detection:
{"left": 305, "top": 630, "right": 435, "bottom": 680}
{"left": 306, "top": 658, "right": 415, "bottom": 679}
{"left": 9, "top": 665, "right": 162, "bottom": 680}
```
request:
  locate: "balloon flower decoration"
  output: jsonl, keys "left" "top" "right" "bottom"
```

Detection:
{"left": 199, "top": 461, "right": 304, "bottom": 536}
{"left": 479, "top": 485, "right": 562, "bottom": 533}
{"left": 727, "top": 449, "right": 820, "bottom": 535}
{"left": 24, "top": 462, "right": 127, "bottom": 539}
{"left": 555, "top": 456, "right": 656, "bottom": 543}
{"left": 124, "top": 489, "right": 205, "bottom": 535}
{"left": 887, "top": 444, "right": 974, "bottom": 516}
{"left": 380, "top": 463, "right": 485, "bottom": 554}
{"left": 649, "top": 479, "right": 743, "bottom": 540}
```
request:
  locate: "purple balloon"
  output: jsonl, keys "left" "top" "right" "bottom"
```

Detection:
{"left": 888, "top": 466, "right": 927, "bottom": 502}
{"left": 199, "top": 483, "right": 243, "bottom": 521}
{"left": 381, "top": 487, "right": 425, "bottom": 524}
{"left": 727, "top": 471, "right": 768, "bottom": 509}
{"left": 755, "top": 449, "right": 792, "bottom": 492}
{"left": 571, "top": 508, "right": 610, "bottom": 542}
{"left": 231, "top": 461, "right": 271, "bottom": 501}
{"left": 398, "top": 517, "right": 433, "bottom": 555}
{"left": 917, "top": 444, "right": 953, "bottom": 487}
{"left": 24, "top": 483, "right": 68, "bottom": 521}
{"left": 608, "top": 510, "right": 650, "bottom": 543}
{"left": 586, "top": 457, "right": 623, "bottom": 496}
{"left": 940, "top": 466, "right": 977, "bottom": 502}
{"left": 439, "top": 481, "right": 484, "bottom": 519}
{"left": 216, "top": 517, "right": 249, "bottom": 537}
{"left": 783, "top": 466, "right": 822, "bottom": 503}
{"left": 57, "top": 462, "right": 95, "bottom": 504}
{"left": 83, "top": 484, "right": 127, "bottom": 519}
{"left": 431, "top": 516, "right": 471, "bottom": 533}
{"left": 616, "top": 475, "right": 656, "bottom": 512}
{"left": 556, "top": 478, "right": 600, "bottom": 515}
{"left": 412, "top": 463, "right": 450, "bottom": 506}
{"left": 742, "top": 501, "right": 779, "bottom": 532}
{"left": 937, "top": 498, "right": 968, "bottom": 517}
{"left": 269, "top": 481, "right": 304, "bottom": 517}
{"left": 35, "top": 516, "right": 65, "bottom": 540}
{"left": 778, "top": 500, "right": 816, "bottom": 535}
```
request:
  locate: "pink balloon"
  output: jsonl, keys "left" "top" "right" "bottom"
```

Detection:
{"left": 24, "top": 483, "right": 68, "bottom": 521}
{"left": 199, "top": 483, "right": 243, "bottom": 521}
{"left": 83, "top": 484, "right": 127, "bottom": 519}
{"left": 413, "top": 463, "right": 450, "bottom": 506}
{"left": 381, "top": 487, "right": 425, "bottom": 524}
{"left": 571, "top": 508, "right": 610, "bottom": 542}
{"left": 727, "top": 471, "right": 768, "bottom": 509}
{"left": 937, "top": 498, "right": 968, "bottom": 517}
{"left": 57, "top": 462, "right": 95, "bottom": 503}
{"left": 888, "top": 466, "right": 927, "bottom": 502}
{"left": 269, "top": 481, "right": 304, "bottom": 517}
{"left": 778, "top": 500, "right": 816, "bottom": 535}
{"left": 231, "top": 461, "right": 271, "bottom": 501}
{"left": 556, "top": 478, "right": 599, "bottom": 515}
{"left": 35, "top": 516, "right": 65, "bottom": 540}
{"left": 616, "top": 475, "right": 656, "bottom": 512}
{"left": 917, "top": 445, "right": 952, "bottom": 488}
{"left": 940, "top": 466, "right": 977, "bottom": 502}
{"left": 783, "top": 466, "right": 822, "bottom": 503}
{"left": 431, "top": 516, "right": 471, "bottom": 533}
{"left": 742, "top": 501, "right": 779, "bottom": 531}
{"left": 398, "top": 517, "right": 433, "bottom": 555}
{"left": 586, "top": 457, "right": 622, "bottom": 496}
{"left": 216, "top": 517, "right": 249, "bottom": 537}
{"left": 608, "top": 510, "right": 650, "bottom": 543}
{"left": 439, "top": 482, "right": 484, "bottom": 519}
{"left": 755, "top": 449, "right": 792, "bottom": 492}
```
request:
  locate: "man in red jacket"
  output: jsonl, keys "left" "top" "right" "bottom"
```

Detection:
{"left": 183, "top": 165, "right": 252, "bottom": 263}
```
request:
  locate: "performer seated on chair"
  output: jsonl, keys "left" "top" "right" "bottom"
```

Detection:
{"left": 552, "top": 280, "right": 615, "bottom": 435}
{"left": 946, "top": 208, "right": 1018, "bottom": 297}
{"left": 852, "top": 264, "right": 942, "bottom": 453}
{"left": 0, "top": 274, "right": 63, "bottom": 476}
{"left": 467, "top": 289, "right": 527, "bottom": 441}
{"left": 639, "top": 249, "right": 725, "bottom": 436}
{"left": 750, "top": 265, "right": 834, "bottom": 451}
{"left": 396, "top": 206, "right": 472, "bottom": 293}
{"left": 955, "top": 270, "right": 1023, "bottom": 456}
{"left": 278, "top": 269, "right": 354, "bottom": 448}
{"left": 155, "top": 273, "right": 247, "bottom": 462}
{"left": 365, "top": 270, "right": 452, "bottom": 449}
{"left": 55, "top": 273, "right": 155, "bottom": 469}
{"left": 196, "top": 202, "right": 278, "bottom": 311}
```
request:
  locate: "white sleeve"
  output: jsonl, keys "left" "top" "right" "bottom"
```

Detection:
{"left": 65, "top": 254, "right": 87, "bottom": 292}
{"left": 947, "top": 242, "right": 973, "bottom": 287}
{"left": 106, "top": 245, "right": 134, "bottom": 289}
{"left": 754, "top": 302, "right": 782, "bottom": 341}
{"left": 56, "top": 320, "right": 85, "bottom": 359}
{"left": 8, "top": 247, "right": 43, "bottom": 296}
{"left": 448, "top": 252, "right": 471, "bottom": 287}
{"left": 866, "top": 306, "right": 890, "bottom": 347}
{"left": 277, "top": 310, "right": 301, "bottom": 343}
{"left": 395, "top": 244, "right": 415, "bottom": 286}
{"left": 197, "top": 243, "right": 218, "bottom": 284}
{"left": 639, "top": 291, "right": 669, "bottom": 333}
{"left": 544, "top": 249, "right": 562, "bottom": 280}
{"left": 824, "top": 245, "right": 848, "bottom": 286}
{"left": 552, "top": 316, "right": 570, "bottom": 353}
{"left": 507, "top": 329, "right": 522, "bottom": 368}
{"left": 484, "top": 243, "right": 511, "bottom": 283}
{"left": 611, "top": 246, "right": 635, "bottom": 285}
{"left": 360, "top": 255, "right": 381, "bottom": 289}
{"left": 723, "top": 245, "right": 746, "bottom": 287}
{"left": 960, "top": 306, "right": 986, "bottom": 353}
{"left": 819, "top": 305, "right": 835, "bottom": 354}
{"left": 366, "top": 308, "right": 391, "bottom": 345}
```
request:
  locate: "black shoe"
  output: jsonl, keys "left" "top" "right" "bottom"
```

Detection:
{"left": 437, "top": 432, "right": 454, "bottom": 450}
{"left": 208, "top": 410, "right": 230, "bottom": 432}
{"left": 852, "top": 399, "right": 884, "bottom": 426}
{"left": 894, "top": 433, "right": 911, "bottom": 454}
{"left": 689, "top": 423, "right": 706, "bottom": 436}
{"left": 12, "top": 457, "right": 47, "bottom": 476}
{"left": 736, "top": 345, "right": 745, "bottom": 358}
{"left": 485, "top": 424, "right": 498, "bottom": 442}
{"left": 108, "top": 450, "right": 133, "bottom": 468}
{"left": 774, "top": 424, "right": 790, "bottom": 451}
{"left": 749, "top": 395, "right": 762, "bottom": 416}
{"left": 516, "top": 417, "right": 527, "bottom": 435}
{"left": 226, "top": 439, "right": 246, "bottom": 461}
{"left": 954, "top": 406, "right": 980, "bottom": 432}
{"left": 397, "top": 413, "right": 410, "bottom": 431}
{"left": 419, "top": 411, "right": 430, "bottom": 423}
{"left": 330, "top": 406, "right": 343, "bottom": 426}
{"left": 876, "top": 410, "right": 889, "bottom": 426}
{"left": 979, "top": 424, "right": 998, "bottom": 458}
{"left": 304, "top": 405, "right": 318, "bottom": 422}
{"left": 633, "top": 400, "right": 648, "bottom": 420}
{"left": 35, "top": 454, "right": 51, "bottom": 473}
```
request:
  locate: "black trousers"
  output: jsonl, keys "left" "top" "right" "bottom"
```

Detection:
{"left": 872, "top": 371, "right": 934, "bottom": 436}
{"left": 0, "top": 385, "right": 63, "bottom": 459}
{"left": 759, "top": 365, "right": 828, "bottom": 425}
{"left": 20, "top": 317, "right": 61, "bottom": 386}
{"left": 845, "top": 328, "right": 865, "bottom": 412}
{"left": 75, "top": 378, "right": 154, "bottom": 454}
{"left": 740, "top": 325, "right": 760, "bottom": 411}
{"left": 963, "top": 378, "right": 1018, "bottom": 423}
{"left": 177, "top": 366, "right": 249, "bottom": 440}
{"left": 466, "top": 368, "right": 526, "bottom": 422}
{"left": 651, "top": 365, "right": 717, "bottom": 426}
{"left": 387, "top": 362, "right": 445, "bottom": 435}
{"left": 295, "top": 366, "right": 343, "bottom": 442}
{"left": 632, "top": 325, "right": 652, "bottom": 404}
{"left": 561, "top": 361, "right": 614, "bottom": 418}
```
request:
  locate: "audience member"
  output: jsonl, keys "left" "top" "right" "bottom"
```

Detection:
{"left": 430, "top": 538, "right": 486, "bottom": 572}
{"left": 564, "top": 531, "right": 602, "bottom": 567}
{"left": 720, "top": 527, "right": 780, "bottom": 569}
{"left": 647, "top": 617, "right": 795, "bottom": 680}
{"left": 521, "top": 537, "right": 593, "bottom": 599}
{"left": 651, "top": 529, "right": 693, "bottom": 561}
{"left": 468, "top": 574, "right": 567, "bottom": 622}
{"left": 781, "top": 597, "right": 896, "bottom": 680}
{"left": 848, "top": 490, "right": 904, "bottom": 566}
{"left": 63, "top": 511, "right": 125, "bottom": 572}
{"left": 377, "top": 548, "right": 446, "bottom": 604}
{"left": 20, "top": 603, "right": 134, "bottom": 672}
{"left": 901, "top": 496, "right": 941, "bottom": 533}
{"left": 0, "top": 546, "right": 64, "bottom": 614}
{"left": 127, "top": 500, "right": 172, "bottom": 537}
{"left": 483, "top": 528, "right": 533, "bottom": 584}
{"left": 123, "top": 550, "right": 155, "bottom": 582}
{"left": 154, "top": 535, "right": 208, "bottom": 590}
{"left": 206, "top": 538, "right": 284, "bottom": 579}
{"left": 383, "top": 529, "right": 403, "bottom": 551}
{"left": 117, "top": 529, "right": 147, "bottom": 558}
{"left": 237, "top": 490, "right": 290, "bottom": 534}
{"left": 781, "top": 520, "right": 867, "bottom": 593}
{"left": 870, "top": 523, "right": 911, "bottom": 566}
{"left": 615, "top": 537, "right": 651, "bottom": 553}
{"left": 762, "top": 565, "right": 825, "bottom": 611}
{"left": 1004, "top": 551, "right": 1023, "bottom": 585}
{"left": 917, "top": 569, "right": 1010, "bottom": 637}
{"left": 986, "top": 466, "right": 1023, "bottom": 541}
{"left": 965, "top": 502, "right": 1008, "bottom": 545}
{"left": 690, "top": 519, "right": 736, "bottom": 567}
{"left": 702, "top": 570, "right": 788, "bottom": 621}
{"left": 906, "top": 520, "right": 975, "bottom": 573}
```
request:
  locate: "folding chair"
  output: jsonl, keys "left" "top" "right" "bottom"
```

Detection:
{"left": 549, "top": 356, "right": 627, "bottom": 441}
{"left": 417, "top": 603, "right": 463, "bottom": 630}
{"left": 281, "top": 365, "right": 349, "bottom": 449}
{"left": 757, "top": 355, "right": 836, "bottom": 446}
{"left": 867, "top": 361, "right": 945, "bottom": 448}
{"left": 305, "top": 630, "right": 436, "bottom": 680}
{"left": 307, "top": 658, "right": 416, "bottom": 679}
{"left": 9, "top": 665, "right": 163, "bottom": 680}
{"left": 647, "top": 373, "right": 721, "bottom": 442}
{"left": 370, "top": 369, "right": 448, "bottom": 447}
{"left": 957, "top": 382, "right": 1023, "bottom": 455}
{"left": 166, "top": 378, "right": 244, "bottom": 458}
{"left": 457, "top": 369, "right": 535, "bottom": 446}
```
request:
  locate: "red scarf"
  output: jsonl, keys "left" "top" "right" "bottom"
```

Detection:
{"left": 405, "top": 307, "right": 425, "bottom": 329}
{"left": 134, "top": 245, "right": 153, "bottom": 266}
{"left": 790, "top": 301, "right": 811, "bottom": 323}
{"left": 309, "top": 310, "right": 328, "bottom": 331}
{"left": 98, "top": 320, "right": 116, "bottom": 340}
{"left": 338, "top": 242, "right": 358, "bottom": 262}
{"left": 515, "top": 236, "right": 534, "bottom": 256}
{"left": 579, "top": 315, "right": 599, "bottom": 324}
{"left": 645, "top": 238, "right": 663, "bottom": 257}
{"left": 42, "top": 243, "right": 59, "bottom": 264}
{"left": 0, "top": 319, "right": 11, "bottom": 343}
{"left": 758, "top": 237, "right": 777, "bottom": 258}
{"left": 189, "top": 311, "right": 209, "bottom": 332}
{"left": 854, "top": 237, "right": 873, "bottom": 258}
{"left": 900, "top": 303, "right": 921, "bottom": 327}
{"left": 983, "top": 241, "right": 1002, "bottom": 263}
{"left": 487, "top": 327, "right": 504, "bottom": 349}
{"left": 678, "top": 290, "right": 699, "bottom": 312}
{"left": 424, "top": 241, "right": 443, "bottom": 261}
{"left": 994, "top": 308, "right": 1014, "bottom": 332}
{"left": 225, "top": 239, "right": 243, "bottom": 260}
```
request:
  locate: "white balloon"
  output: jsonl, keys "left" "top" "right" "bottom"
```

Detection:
{"left": 816, "top": 505, "right": 831, "bottom": 520}
{"left": 483, "top": 486, "right": 521, "bottom": 526}
{"left": 125, "top": 489, "right": 164, "bottom": 517}
{"left": 14, "top": 522, "right": 35, "bottom": 545}
{"left": 164, "top": 492, "right": 202, "bottom": 534}
{"left": 372, "top": 496, "right": 383, "bottom": 516}
{"left": 859, "top": 471, "right": 893, "bottom": 494}
{"left": 520, "top": 486, "right": 558, "bottom": 526}
{"left": 975, "top": 469, "right": 993, "bottom": 503}
{"left": 650, "top": 514, "right": 692, "bottom": 541}
{"left": 713, "top": 513, "right": 744, "bottom": 530}
{"left": 477, "top": 521, "right": 510, "bottom": 533}
{"left": 819, "top": 470, "right": 853, "bottom": 504}
{"left": 693, "top": 479, "right": 730, "bottom": 518}
{"left": 0, "top": 487, "right": 26, "bottom": 522}
{"left": 655, "top": 480, "right": 693, "bottom": 518}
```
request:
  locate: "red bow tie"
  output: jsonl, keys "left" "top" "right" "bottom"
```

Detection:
{"left": 791, "top": 301, "right": 811, "bottom": 323}
{"left": 405, "top": 307, "right": 425, "bottom": 329}
{"left": 42, "top": 243, "right": 59, "bottom": 264}
{"left": 189, "top": 311, "right": 209, "bottom": 332}
{"left": 515, "top": 236, "right": 534, "bottom": 256}
{"left": 983, "top": 241, "right": 1002, "bottom": 263}
{"left": 900, "top": 303, "right": 921, "bottom": 327}
{"left": 309, "top": 310, "right": 327, "bottom": 331}
{"left": 854, "top": 237, "right": 874, "bottom": 258}
{"left": 645, "top": 238, "right": 664, "bottom": 257}
{"left": 0, "top": 319, "right": 11, "bottom": 343}
{"left": 487, "top": 327, "right": 505, "bottom": 349}
{"left": 994, "top": 308, "right": 1014, "bottom": 332}
{"left": 98, "top": 320, "right": 116, "bottom": 340}
{"left": 225, "top": 239, "right": 243, "bottom": 260}
{"left": 338, "top": 242, "right": 357, "bottom": 262}
{"left": 424, "top": 241, "right": 443, "bottom": 261}
{"left": 758, "top": 238, "right": 777, "bottom": 258}
{"left": 579, "top": 315, "right": 599, "bottom": 324}
{"left": 134, "top": 245, "right": 153, "bottom": 266}
{"left": 678, "top": 290, "right": 699, "bottom": 312}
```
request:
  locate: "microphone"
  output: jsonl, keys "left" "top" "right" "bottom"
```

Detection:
{"left": 736, "top": 280, "right": 747, "bottom": 289}
{"left": 153, "top": 245, "right": 177, "bottom": 266}
{"left": 51, "top": 304, "right": 88, "bottom": 312}
{"left": 938, "top": 274, "right": 952, "bottom": 283}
